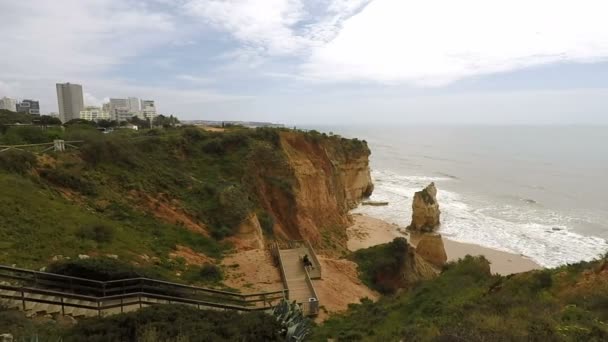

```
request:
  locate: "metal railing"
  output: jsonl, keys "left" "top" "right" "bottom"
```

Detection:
{"left": 0, "top": 264, "right": 287, "bottom": 315}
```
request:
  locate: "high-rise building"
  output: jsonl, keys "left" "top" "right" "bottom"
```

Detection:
{"left": 16, "top": 99, "right": 40, "bottom": 115}
{"left": 0, "top": 97, "right": 17, "bottom": 111}
{"left": 127, "top": 97, "right": 140, "bottom": 113}
{"left": 56, "top": 83, "right": 84, "bottom": 122}
{"left": 140, "top": 100, "right": 157, "bottom": 120}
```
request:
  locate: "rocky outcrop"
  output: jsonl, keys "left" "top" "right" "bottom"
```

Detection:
{"left": 415, "top": 233, "right": 447, "bottom": 267}
{"left": 408, "top": 183, "right": 441, "bottom": 232}
{"left": 367, "top": 238, "right": 438, "bottom": 293}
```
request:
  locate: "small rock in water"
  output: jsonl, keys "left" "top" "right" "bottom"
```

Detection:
{"left": 552, "top": 227, "right": 562, "bottom": 231}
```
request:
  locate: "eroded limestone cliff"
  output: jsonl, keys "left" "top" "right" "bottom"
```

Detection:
{"left": 249, "top": 131, "right": 373, "bottom": 252}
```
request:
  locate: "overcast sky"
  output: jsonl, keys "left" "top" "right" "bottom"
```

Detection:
{"left": 1, "top": 0, "right": 608, "bottom": 124}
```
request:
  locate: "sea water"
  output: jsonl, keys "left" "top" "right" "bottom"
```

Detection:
{"left": 319, "top": 125, "right": 608, "bottom": 268}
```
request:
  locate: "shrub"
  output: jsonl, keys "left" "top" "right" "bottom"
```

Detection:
{"left": 80, "top": 135, "right": 137, "bottom": 167}
{"left": 63, "top": 304, "right": 282, "bottom": 342}
{"left": 201, "top": 138, "right": 225, "bottom": 155}
{"left": 0, "top": 149, "right": 37, "bottom": 174}
{"left": 258, "top": 211, "right": 275, "bottom": 236}
{"left": 39, "top": 167, "right": 96, "bottom": 195}
{"left": 215, "top": 185, "right": 252, "bottom": 235}
{"left": 184, "top": 264, "right": 223, "bottom": 284}
{"left": 47, "top": 257, "right": 161, "bottom": 281}
{"left": 76, "top": 224, "right": 115, "bottom": 243}
{"left": 1, "top": 126, "right": 55, "bottom": 144}
{"left": 352, "top": 237, "right": 410, "bottom": 294}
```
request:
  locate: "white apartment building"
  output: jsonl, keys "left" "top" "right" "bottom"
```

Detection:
{"left": 140, "top": 100, "right": 157, "bottom": 120}
{"left": 0, "top": 97, "right": 17, "bottom": 111}
{"left": 127, "top": 97, "right": 140, "bottom": 113}
{"left": 79, "top": 106, "right": 110, "bottom": 121}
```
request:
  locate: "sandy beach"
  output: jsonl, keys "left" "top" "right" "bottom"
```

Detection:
{"left": 347, "top": 214, "right": 540, "bottom": 275}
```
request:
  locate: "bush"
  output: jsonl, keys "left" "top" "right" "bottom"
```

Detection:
{"left": 0, "top": 149, "right": 37, "bottom": 174}
{"left": 258, "top": 211, "right": 275, "bottom": 236}
{"left": 1, "top": 126, "right": 56, "bottom": 144}
{"left": 76, "top": 224, "right": 115, "bottom": 243}
{"left": 63, "top": 304, "right": 282, "bottom": 342}
{"left": 201, "top": 138, "right": 225, "bottom": 155}
{"left": 352, "top": 237, "right": 410, "bottom": 294}
{"left": 184, "top": 264, "right": 223, "bottom": 284}
{"left": 39, "top": 167, "right": 96, "bottom": 195}
{"left": 80, "top": 136, "right": 137, "bottom": 167}
{"left": 47, "top": 258, "right": 160, "bottom": 281}
{"left": 215, "top": 185, "right": 252, "bottom": 236}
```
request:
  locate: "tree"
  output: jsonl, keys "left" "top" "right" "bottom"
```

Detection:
{"left": 96, "top": 119, "right": 118, "bottom": 128}
{"left": 153, "top": 115, "right": 180, "bottom": 128}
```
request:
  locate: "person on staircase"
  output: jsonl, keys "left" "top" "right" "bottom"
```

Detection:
{"left": 302, "top": 254, "right": 314, "bottom": 270}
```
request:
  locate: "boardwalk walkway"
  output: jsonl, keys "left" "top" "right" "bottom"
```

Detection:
{"left": 275, "top": 241, "right": 321, "bottom": 315}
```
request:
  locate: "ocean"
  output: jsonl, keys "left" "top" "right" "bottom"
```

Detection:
{"left": 318, "top": 125, "right": 608, "bottom": 268}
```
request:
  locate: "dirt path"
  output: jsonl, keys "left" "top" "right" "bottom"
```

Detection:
{"left": 221, "top": 249, "right": 283, "bottom": 293}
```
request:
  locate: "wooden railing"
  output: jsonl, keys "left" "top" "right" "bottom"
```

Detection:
{"left": 269, "top": 242, "right": 290, "bottom": 300}
{"left": 288, "top": 240, "right": 322, "bottom": 279}
{"left": 301, "top": 267, "right": 320, "bottom": 316}
{"left": 0, "top": 140, "right": 84, "bottom": 153}
{"left": 0, "top": 264, "right": 287, "bottom": 314}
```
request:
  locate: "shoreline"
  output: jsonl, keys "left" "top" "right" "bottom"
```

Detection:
{"left": 347, "top": 214, "right": 541, "bottom": 275}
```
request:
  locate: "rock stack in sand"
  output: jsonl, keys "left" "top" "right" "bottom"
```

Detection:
{"left": 415, "top": 234, "right": 447, "bottom": 267}
{"left": 408, "top": 182, "right": 441, "bottom": 232}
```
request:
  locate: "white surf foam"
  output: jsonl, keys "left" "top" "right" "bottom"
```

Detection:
{"left": 355, "top": 169, "right": 608, "bottom": 268}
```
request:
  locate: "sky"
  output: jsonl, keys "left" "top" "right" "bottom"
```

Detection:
{"left": 1, "top": 0, "right": 608, "bottom": 125}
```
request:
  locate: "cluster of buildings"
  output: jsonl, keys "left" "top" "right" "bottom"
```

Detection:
{"left": 0, "top": 97, "right": 40, "bottom": 115}
{"left": 56, "top": 83, "right": 157, "bottom": 123}
{"left": 1, "top": 82, "right": 158, "bottom": 124}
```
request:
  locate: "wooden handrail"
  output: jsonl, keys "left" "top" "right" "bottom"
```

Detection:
{"left": 0, "top": 264, "right": 286, "bottom": 305}
{"left": 0, "top": 284, "right": 277, "bottom": 313}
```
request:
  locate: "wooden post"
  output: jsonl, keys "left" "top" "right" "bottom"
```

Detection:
{"left": 53, "top": 140, "right": 65, "bottom": 152}
{"left": 21, "top": 289, "right": 25, "bottom": 311}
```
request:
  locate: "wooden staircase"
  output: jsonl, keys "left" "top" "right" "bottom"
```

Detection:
{"left": 274, "top": 241, "right": 321, "bottom": 316}
{"left": 0, "top": 264, "right": 287, "bottom": 319}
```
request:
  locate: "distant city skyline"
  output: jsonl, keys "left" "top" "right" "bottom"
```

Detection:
{"left": 1, "top": 1, "right": 608, "bottom": 124}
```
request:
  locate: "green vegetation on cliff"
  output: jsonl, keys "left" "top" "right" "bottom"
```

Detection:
{"left": 313, "top": 253, "right": 608, "bottom": 341}
{"left": 0, "top": 113, "right": 371, "bottom": 284}
{"left": 0, "top": 304, "right": 283, "bottom": 342}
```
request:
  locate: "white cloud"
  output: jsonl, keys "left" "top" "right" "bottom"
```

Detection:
{"left": 185, "top": 0, "right": 309, "bottom": 54}
{"left": 303, "top": 0, "right": 608, "bottom": 85}
{"left": 176, "top": 74, "right": 214, "bottom": 84}
{"left": 0, "top": 0, "right": 175, "bottom": 79}
{"left": 184, "top": 0, "right": 370, "bottom": 55}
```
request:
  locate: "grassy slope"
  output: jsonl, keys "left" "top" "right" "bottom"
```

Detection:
{"left": 313, "top": 254, "right": 608, "bottom": 341}
{"left": 0, "top": 125, "right": 276, "bottom": 277}
{"left": 0, "top": 121, "right": 369, "bottom": 283}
